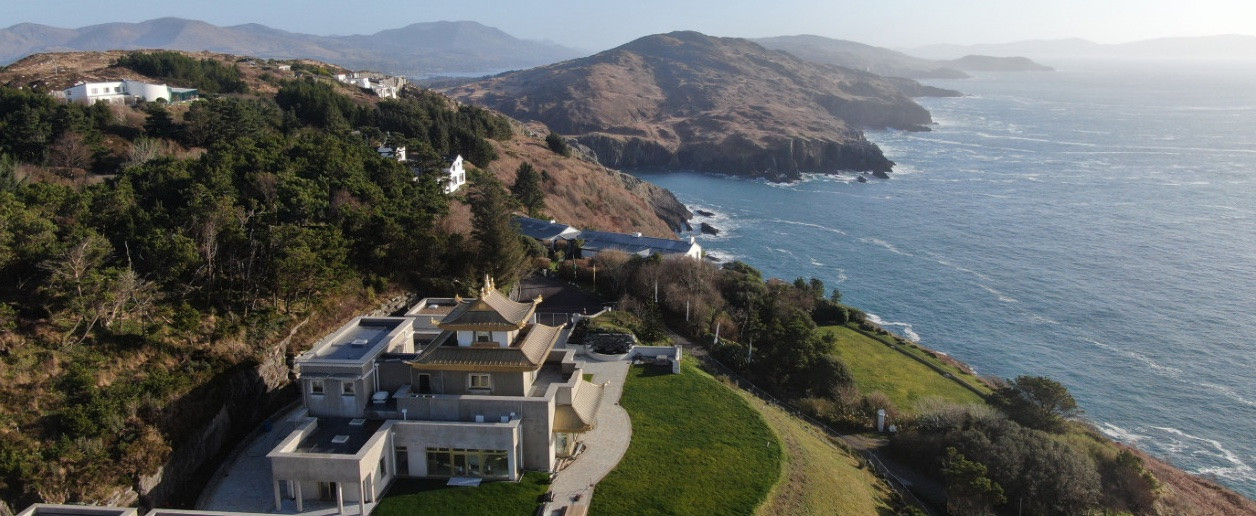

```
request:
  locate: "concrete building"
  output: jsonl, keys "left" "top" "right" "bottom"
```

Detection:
{"left": 265, "top": 280, "right": 603, "bottom": 514}
{"left": 62, "top": 80, "right": 198, "bottom": 105}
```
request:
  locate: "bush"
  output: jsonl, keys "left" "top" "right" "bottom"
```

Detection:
{"left": 545, "top": 132, "right": 569, "bottom": 156}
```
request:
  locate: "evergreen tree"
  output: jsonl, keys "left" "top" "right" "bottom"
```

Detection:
{"left": 470, "top": 174, "right": 527, "bottom": 288}
{"left": 545, "top": 131, "right": 570, "bottom": 156}
{"left": 511, "top": 161, "right": 546, "bottom": 217}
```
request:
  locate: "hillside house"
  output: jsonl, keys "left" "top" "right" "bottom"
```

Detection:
{"left": 443, "top": 155, "right": 467, "bottom": 193}
{"left": 62, "top": 80, "right": 198, "bottom": 105}
{"left": 576, "top": 230, "right": 703, "bottom": 259}
{"left": 513, "top": 216, "right": 581, "bottom": 249}
{"left": 266, "top": 280, "right": 603, "bottom": 515}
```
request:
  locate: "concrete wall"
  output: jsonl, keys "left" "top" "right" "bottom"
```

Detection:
{"left": 393, "top": 394, "right": 555, "bottom": 471}
{"left": 390, "top": 420, "right": 521, "bottom": 480}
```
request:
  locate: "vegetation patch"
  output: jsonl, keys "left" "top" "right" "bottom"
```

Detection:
{"left": 374, "top": 471, "right": 550, "bottom": 516}
{"left": 821, "top": 325, "right": 987, "bottom": 410}
{"left": 590, "top": 360, "right": 781, "bottom": 515}
{"left": 746, "top": 388, "right": 897, "bottom": 515}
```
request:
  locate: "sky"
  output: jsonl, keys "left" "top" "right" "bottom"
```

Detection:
{"left": 4, "top": 0, "right": 1254, "bottom": 52}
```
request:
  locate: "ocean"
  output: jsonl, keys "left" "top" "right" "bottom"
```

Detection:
{"left": 630, "top": 59, "right": 1256, "bottom": 499}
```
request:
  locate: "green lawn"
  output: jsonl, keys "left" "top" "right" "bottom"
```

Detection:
{"left": 373, "top": 471, "right": 550, "bottom": 516}
{"left": 822, "top": 325, "right": 988, "bottom": 410}
{"left": 590, "top": 359, "right": 782, "bottom": 515}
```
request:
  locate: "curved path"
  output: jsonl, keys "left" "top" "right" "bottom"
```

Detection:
{"left": 544, "top": 359, "right": 632, "bottom": 513}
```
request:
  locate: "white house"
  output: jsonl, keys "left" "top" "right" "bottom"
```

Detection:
{"left": 444, "top": 155, "right": 466, "bottom": 194}
{"left": 62, "top": 80, "right": 198, "bottom": 105}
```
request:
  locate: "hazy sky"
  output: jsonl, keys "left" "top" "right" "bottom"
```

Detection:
{"left": 5, "top": 0, "right": 1254, "bottom": 51}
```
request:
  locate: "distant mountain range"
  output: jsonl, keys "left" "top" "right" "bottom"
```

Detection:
{"left": 0, "top": 17, "right": 586, "bottom": 76}
{"left": 755, "top": 35, "right": 1053, "bottom": 78}
{"left": 905, "top": 34, "right": 1256, "bottom": 61}
{"left": 756, "top": 35, "right": 970, "bottom": 79}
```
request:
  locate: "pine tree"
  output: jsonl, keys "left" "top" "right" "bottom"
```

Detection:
{"left": 512, "top": 161, "right": 546, "bottom": 217}
{"left": 471, "top": 174, "right": 527, "bottom": 288}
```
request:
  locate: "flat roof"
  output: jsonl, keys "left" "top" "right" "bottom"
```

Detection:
{"left": 294, "top": 418, "right": 384, "bottom": 455}
{"left": 314, "top": 319, "right": 403, "bottom": 361}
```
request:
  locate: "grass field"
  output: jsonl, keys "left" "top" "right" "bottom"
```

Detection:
{"left": 822, "top": 325, "right": 988, "bottom": 410}
{"left": 590, "top": 359, "right": 781, "bottom": 515}
{"left": 373, "top": 471, "right": 549, "bottom": 516}
{"left": 748, "top": 390, "right": 898, "bottom": 516}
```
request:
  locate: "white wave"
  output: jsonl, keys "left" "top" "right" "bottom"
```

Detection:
{"left": 809, "top": 258, "right": 825, "bottom": 267}
{"left": 1197, "top": 382, "right": 1256, "bottom": 409}
{"left": 859, "top": 237, "right": 913, "bottom": 257}
{"left": 975, "top": 132, "right": 1099, "bottom": 147}
{"left": 772, "top": 219, "right": 849, "bottom": 237}
{"left": 1084, "top": 338, "right": 1186, "bottom": 379}
{"left": 979, "top": 284, "right": 1019, "bottom": 303}
{"left": 1151, "top": 426, "right": 1253, "bottom": 480}
{"left": 866, "top": 313, "right": 921, "bottom": 342}
{"left": 702, "top": 248, "right": 740, "bottom": 263}
{"left": 1029, "top": 314, "right": 1062, "bottom": 326}
{"left": 1097, "top": 423, "right": 1255, "bottom": 483}
{"left": 1097, "top": 422, "right": 1147, "bottom": 444}
{"left": 834, "top": 268, "right": 848, "bottom": 283}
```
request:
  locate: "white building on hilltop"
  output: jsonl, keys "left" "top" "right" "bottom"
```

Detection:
{"left": 63, "top": 80, "right": 198, "bottom": 105}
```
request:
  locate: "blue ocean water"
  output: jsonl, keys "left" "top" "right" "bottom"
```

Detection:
{"left": 631, "top": 60, "right": 1256, "bottom": 498}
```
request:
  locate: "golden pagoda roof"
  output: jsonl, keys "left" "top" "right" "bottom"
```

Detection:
{"left": 554, "top": 379, "right": 605, "bottom": 433}
{"left": 410, "top": 323, "right": 563, "bottom": 372}
{"left": 435, "top": 283, "right": 540, "bottom": 331}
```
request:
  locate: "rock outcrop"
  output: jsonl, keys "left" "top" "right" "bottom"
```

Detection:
{"left": 444, "top": 31, "right": 937, "bottom": 180}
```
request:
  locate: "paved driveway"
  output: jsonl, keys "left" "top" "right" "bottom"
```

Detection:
{"left": 544, "top": 358, "right": 632, "bottom": 514}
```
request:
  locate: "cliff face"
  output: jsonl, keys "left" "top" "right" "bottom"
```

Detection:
{"left": 444, "top": 31, "right": 936, "bottom": 180}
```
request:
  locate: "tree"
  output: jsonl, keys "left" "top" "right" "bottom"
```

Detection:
{"left": 546, "top": 132, "right": 570, "bottom": 156}
{"left": 995, "top": 375, "right": 1079, "bottom": 432}
{"left": 511, "top": 161, "right": 546, "bottom": 216}
{"left": 942, "top": 447, "right": 1005, "bottom": 516}
{"left": 469, "top": 174, "right": 527, "bottom": 288}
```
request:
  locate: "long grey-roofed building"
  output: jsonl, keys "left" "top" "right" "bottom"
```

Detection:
{"left": 577, "top": 229, "right": 702, "bottom": 259}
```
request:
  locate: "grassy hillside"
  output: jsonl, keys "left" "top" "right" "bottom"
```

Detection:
{"left": 590, "top": 360, "right": 781, "bottom": 515}
{"left": 822, "top": 325, "right": 988, "bottom": 410}
{"left": 747, "top": 388, "right": 898, "bottom": 515}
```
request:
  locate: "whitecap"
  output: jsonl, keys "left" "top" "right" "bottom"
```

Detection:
{"left": 866, "top": 313, "right": 921, "bottom": 342}
{"left": 859, "top": 237, "right": 913, "bottom": 257}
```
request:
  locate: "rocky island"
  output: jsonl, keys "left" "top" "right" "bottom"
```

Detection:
{"left": 443, "top": 31, "right": 943, "bottom": 181}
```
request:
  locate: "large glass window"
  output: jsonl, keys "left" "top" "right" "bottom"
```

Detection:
{"left": 425, "top": 448, "right": 509, "bottom": 479}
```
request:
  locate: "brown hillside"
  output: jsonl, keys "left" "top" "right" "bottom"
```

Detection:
{"left": 443, "top": 31, "right": 936, "bottom": 181}
{"left": 443, "top": 121, "right": 688, "bottom": 238}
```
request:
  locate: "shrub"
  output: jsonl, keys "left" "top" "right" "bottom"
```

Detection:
{"left": 545, "top": 132, "right": 569, "bottom": 156}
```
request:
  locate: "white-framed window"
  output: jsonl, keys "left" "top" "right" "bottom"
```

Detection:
{"left": 342, "top": 381, "right": 355, "bottom": 395}
{"left": 474, "top": 331, "right": 492, "bottom": 343}
{"left": 311, "top": 379, "right": 325, "bottom": 395}
{"left": 469, "top": 374, "right": 491, "bottom": 390}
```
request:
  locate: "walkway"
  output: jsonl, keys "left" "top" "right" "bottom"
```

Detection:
{"left": 544, "top": 358, "right": 632, "bottom": 514}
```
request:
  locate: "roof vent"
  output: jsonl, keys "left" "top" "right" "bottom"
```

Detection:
{"left": 331, "top": 435, "right": 350, "bottom": 444}
{"left": 634, "top": 232, "right": 643, "bottom": 238}
{"left": 351, "top": 338, "right": 369, "bottom": 347}
{"left": 349, "top": 418, "right": 366, "bottom": 426}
